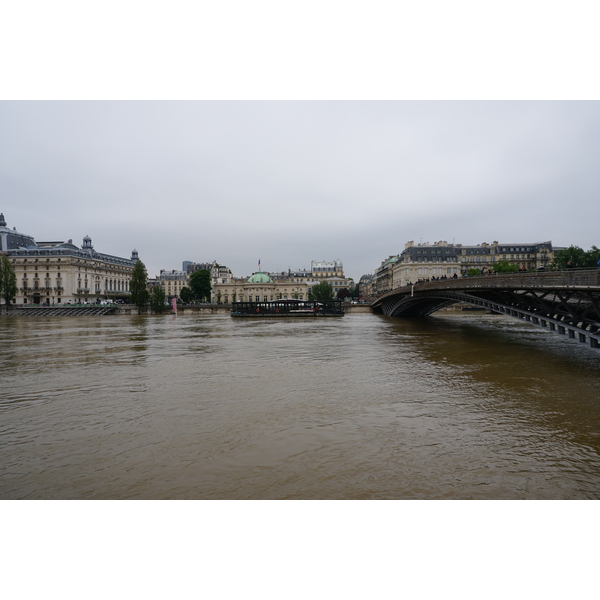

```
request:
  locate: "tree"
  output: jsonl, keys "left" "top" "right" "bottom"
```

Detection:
{"left": 493, "top": 260, "right": 519, "bottom": 274}
{"left": 336, "top": 288, "right": 351, "bottom": 300}
{"left": 189, "top": 269, "right": 212, "bottom": 302}
{"left": 130, "top": 260, "right": 149, "bottom": 313}
{"left": 180, "top": 286, "right": 192, "bottom": 303}
{"left": 0, "top": 255, "right": 17, "bottom": 313}
{"left": 150, "top": 284, "right": 166, "bottom": 313}
{"left": 552, "top": 245, "right": 600, "bottom": 269}
{"left": 588, "top": 245, "right": 600, "bottom": 268}
{"left": 308, "top": 281, "right": 333, "bottom": 301}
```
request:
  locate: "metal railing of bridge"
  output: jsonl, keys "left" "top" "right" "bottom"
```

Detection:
{"left": 379, "top": 269, "right": 600, "bottom": 297}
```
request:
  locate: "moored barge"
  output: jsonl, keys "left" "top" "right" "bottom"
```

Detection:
{"left": 230, "top": 299, "right": 345, "bottom": 318}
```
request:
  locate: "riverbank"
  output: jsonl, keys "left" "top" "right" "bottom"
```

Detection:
{"left": 1, "top": 303, "right": 376, "bottom": 316}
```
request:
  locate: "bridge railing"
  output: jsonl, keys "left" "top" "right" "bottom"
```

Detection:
{"left": 378, "top": 269, "right": 600, "bottom": 298}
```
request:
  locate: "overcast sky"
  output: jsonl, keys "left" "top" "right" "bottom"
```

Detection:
{"left": 1, "top": 101, "right": 599, "bottom": 281}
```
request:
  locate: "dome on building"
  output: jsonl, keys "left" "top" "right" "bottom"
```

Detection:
{"left": 247, "top": 271, "right": 273, "bottom": 284}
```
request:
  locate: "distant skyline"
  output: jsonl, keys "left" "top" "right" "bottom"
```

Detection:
{"left": 2, "top": 101, "right": 599, "bottom": 282}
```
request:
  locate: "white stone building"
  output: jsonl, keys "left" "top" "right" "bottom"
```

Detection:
{"left": 1, "top": 212, "right": 138, "bottom": 306}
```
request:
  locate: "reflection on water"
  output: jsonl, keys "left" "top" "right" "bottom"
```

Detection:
{"left": 1, "top": 313, "right": 599, "bottom": 499}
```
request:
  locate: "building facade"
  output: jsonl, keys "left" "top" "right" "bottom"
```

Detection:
{"left": 213, "top": 271, "right": 310, "bottom": 304}
{"left": 311, "top": 259, "right": 344, "bottom": 279}
{"left": 358, "top": 273, "right": 376, "bottom": 302}
{"left": 1, "top": 212, "right": 138, "bottom": 306}
{"left": 158, "top": 270, "right": 188, "bottom": 300}
{"left": 211, "top": 259, "right": 353, "bottom": 304}
{"left": 390, "top": 240, "right": 556, "bottom": 289}
{"left": 374, "top": 255, "right": 399, "bottom": 295}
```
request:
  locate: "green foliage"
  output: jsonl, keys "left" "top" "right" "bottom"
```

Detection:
{"left": 466, "top": 268, "right": 483, "bottom": 277}
{"left": 216, "top": 291, "right": 222, "bottom": 303}
{"left": 308, "top": 281, "right": 334, "bottom": 301}
{"left": 552, "top": 245, "right": 600, "bottom": 269}
{"left": 150, "top": 284, "right": 166, "bottom": 313}
{"left": 129, "top": 260, "right": 149, "bottom": 312}
{"left": 493, "top": 260, "right": 519, "bottom": 273}
{"left": 189, "top": 269, "right": 212, "bottom": 302}
{"left": 0, "top": 255, "right": 17, "bottom": 312}
{"left": 588, "top": 245, "right": 600, "bottom": 267}
{"left": 179, "top": 286, "right": 192, "bottom": 303}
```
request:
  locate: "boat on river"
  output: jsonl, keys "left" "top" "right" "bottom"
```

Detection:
{"left": 230, "top": 299, "right": 345, "bottom": 318}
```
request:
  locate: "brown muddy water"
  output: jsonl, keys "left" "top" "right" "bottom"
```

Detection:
{"left": 1, "top": 312, "right": 599, "bottom": 499}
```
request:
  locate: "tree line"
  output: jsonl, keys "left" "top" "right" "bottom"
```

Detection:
{"left": 551, "top": 245, "right": 600, "bottom": 269}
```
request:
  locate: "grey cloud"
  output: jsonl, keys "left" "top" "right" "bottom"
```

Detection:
{"left": 1, "top": 101, "right": 599, "bottom": 280}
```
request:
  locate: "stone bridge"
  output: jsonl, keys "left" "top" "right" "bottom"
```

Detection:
{"left": 372, "top": 269, "right": 600, "bottom": 350}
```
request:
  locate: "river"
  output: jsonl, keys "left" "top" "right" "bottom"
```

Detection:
{"left": 1, "top": 312, "right": 599, "bottom": 499}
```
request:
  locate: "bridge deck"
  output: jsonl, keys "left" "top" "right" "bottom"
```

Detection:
{"left": 372, "top": 269, "right": 600, "bottom": 351}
